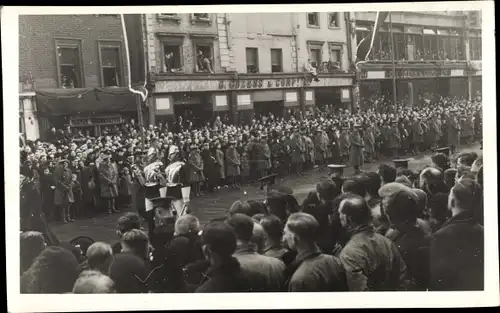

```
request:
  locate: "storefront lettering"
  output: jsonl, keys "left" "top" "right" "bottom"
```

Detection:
{"left": 218, "top": 78, "right": 304, "bottom": 90}
{"left": 363, "top": 69, "right": 455, "bottom": 79}
{"left": 70, "top": 116, "right": 123, "bottom": 127}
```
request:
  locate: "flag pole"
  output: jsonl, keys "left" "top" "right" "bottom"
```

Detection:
{"left": 389, "top": 12, "right": 397, "bottom": 109}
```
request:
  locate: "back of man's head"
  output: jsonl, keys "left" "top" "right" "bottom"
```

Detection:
{"left": 120, "top": 229, "right": 149, "bottom": 260}
{"left": 201, "top": 221, "right": 237, "bottom": 258}
{"left": 226, "top": 213, "right": 255, "bottom": 243}
{"left": 339, "top": 194, "right": 373, "bottom": 226}
{"left": 378, "top": 164, "right": 397, "bottom": 185}
{"left": 117, "top": 213, "right": 141, "bottom": 235}
{"left": 365, "top": 172, "right": 381, "bottom": 198}
{"left": 86, "top": 242, "right": 113, "bottom": 271}
{"left": 342, "top": 177, "right": 367, "bottom": 197}
{"left": 385, "top": 190, "right": 419, "bottom": 226}
{"left": 174, "top": 214, "right": 200, "bottom": 236}
{"left": 228, "top": 200, "right": 253, "bottom": 217}
{"left": 451, "top": 178, "right": 483, "bottom": 213}
{"left": 286, "top": 212, "right": 319, "bottom": 243}
{"left": 457, "top": 152, "right": 478, "bottom": 167}
{"left": 260, "top": 214, "right": 284, "bottom": 243}
{"left": 316, "top": 179, "right": 338, "bottom": 202}
{"left": 72, "top": 270, "right": 115, "bottom": 293}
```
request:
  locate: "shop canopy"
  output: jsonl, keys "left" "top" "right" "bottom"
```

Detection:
{"left": 35, "top": 86, "right": 145, "bottom": 117}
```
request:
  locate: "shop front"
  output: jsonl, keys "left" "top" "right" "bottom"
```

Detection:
{"left": 358, "top": 63, "right": 470, "bottom": 106}
{"left": 152, "top": 73, "right": 354, "bottom": 124}
{"left": 35, "top": 87, "right": 141, "bottom": 140}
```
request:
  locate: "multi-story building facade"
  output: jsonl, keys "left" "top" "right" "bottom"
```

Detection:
{"left": 19, "top": 14, "right": 144, "bottom": 140}
{"left": 147, "top": 12, "right": 357, "bottom": 125}
{"left": 353, "top": 11, "right": 482, "bottom": 107}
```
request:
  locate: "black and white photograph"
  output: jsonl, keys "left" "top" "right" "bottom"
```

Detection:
{"left": 3, "top": 2, "right": 498, "bottom": 311}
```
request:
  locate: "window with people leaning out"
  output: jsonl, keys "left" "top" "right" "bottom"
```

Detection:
{"left": 56, "top": 43, "right": 83, "bottom": 89}
{"left": 195, "top": 45, "right": 214, "bottom": 73}
{"left": 163, "top": 43, "right": 183, "bottom": 73}
{"left": 355, "top": 25, "right": 468, "bottom": 62}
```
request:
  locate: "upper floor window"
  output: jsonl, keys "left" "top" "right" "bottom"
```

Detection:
{"left": 307, "top": 13, "right": 319, "bottom": 27}
{"left": 271, "top": 48, "right": 283, "bottom": 73}
{"left": 55, "top": 38, "right": 83, "bottom": 89}
{"left": 246, "top": 48, "right": 259, "bottom": 73}
{"left": 194, "top": 41, "right": 214, "bottom": 73}
{"left": 191, "top": 13, "right": 212, "bottom": 25}
{"left": 157, "top": 13, "right": 181, "bottom": 23}
{"left": 99, "top": 43, "right": 123, "bottom": 87}
{"left": 310, "top": 48, "right": 322, "bottom": 68}
{"left": 329, "top": 44, "right": 342, "bottom": 68}
{"left": 159, "top": 36, "right": 184, "bottom": 73}
{"left": 328, "top": 13, "right": 340, "bottom": 28}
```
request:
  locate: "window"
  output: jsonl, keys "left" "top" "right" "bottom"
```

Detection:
{"left": 329, "top": 45, "right": 341, "bottom": 69}
{"left": 423, "top": 30, "right": 438, "bottom": 60}
{"left": 394, "top": 33, "right": 406, "bottom": 60}
{"left": 157, "top": 13, "right": 181, "bottom": 23}
{"left": 270, "top": 49, "right": 283, "bottom": 73}
{"left": 310, "top": 48, "right": 321, "bottom": 68}
{"left": 245, "top": 48, "right": 259, "bottom": 73}
{"left": 307, "top": 13, "right": 319, "bottom": 27}
{"left": 100, "top": 46, "right": 123, "bottom": 87}
{"left": 161, "top": 40, "right": 183, "bottom": 72}
{"left": 328, "top": 13, "right": 340, "bottom": 28}
{"left": 469, "top": 33, "right": 482, "bottom": 60}
{"left": 55, "top": 39, "right": 83, "bottom": 89}
{"left": 194, "top": 43, "right": 214, "bottom": 73}
{"left": 191, "top": 13, "right": 211, "bottom": 25}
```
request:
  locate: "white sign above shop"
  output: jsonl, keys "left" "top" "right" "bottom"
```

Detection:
{"left": 154, "top": 77, "right": 353, "bottom": 93}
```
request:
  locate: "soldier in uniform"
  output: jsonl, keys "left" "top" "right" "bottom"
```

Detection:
{"left": 411, "top": 114, "right": 425, "bottom": 154}
{"left": 187, "top": 144, "right": 205, "bottom": 197}
{"left": 426, "top": 114, "right": 441, "bottom": 151}
{"left": 461, "top": 114, "right": 474, "bottom": 145}
{"left": 225, "top": 139, "right": 241, "bottom": 188}
{"left": 314, "top": 128, "right": 327, "bottom": 171}
{"left": 255, "top": 134, "right": 272, "bottom": 187}
{"left": 214, "top": 141, "right": 226, "bottom": 187}
{"left": 53, "top": 159, "right": 74, "bottom": 223}
{"left": 200, "top": 142, "right": 216, "bottom": 192}
{"left": 388, "top": 120, "right": 401, "bottom": 157}
{"left": 289, "top": 127, "right": 306, "bottom": 176}
{"left": 447, "top": 112, "right": 461, "bottom": 154}
{"left": 98, "top": 153, "right": 120, "bottom": 215}
{"left": 339, "top": 123, "right": 351, "bottom": 164}
{"left": 363, "top": 121, "right": 376, "bottom": 163}
{"left": 349, "top": 123, "right": 365, "bottom": 173}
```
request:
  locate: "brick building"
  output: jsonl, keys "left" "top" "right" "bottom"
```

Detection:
{"left": 353, "top": 11, "right": 482, "bottom": 108}
{"left": 147, "top": 12, "right": 357, "bottom": 126}
{"left": 19, "top": 14, "right": 144, "bottom": 140}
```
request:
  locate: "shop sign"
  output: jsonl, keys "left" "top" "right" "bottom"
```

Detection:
{"left": 362, "top": 69, "right": 463, "bottom": 79}
{"left": 70, "top": 115, "right": 123, "bottom": 127}
{"left": 154, "top": 77, "right": 352, "bottom": 93}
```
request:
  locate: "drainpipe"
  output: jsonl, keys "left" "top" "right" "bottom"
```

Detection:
{"left": 345, "top": 12, "right": 353, "bottom": 70}
{"left": 292, "top": 13, "right": 300, "bottom": 72}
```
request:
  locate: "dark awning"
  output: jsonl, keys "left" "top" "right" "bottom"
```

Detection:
{"left": 35, "top": 87, "right": 143, "bottom": 117}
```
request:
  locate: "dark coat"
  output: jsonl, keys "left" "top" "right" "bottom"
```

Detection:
{"left": 214, "top": 148, "right": 226, "bottom": 179}
{"left": 386, "top": 225, "right": 431, "bottom": 291}
{"left": 254, "top": 142, "right": 271, "bottom": 171}
{"left": 98, "top": 162, "right": 118, "bottom": 198}
{"left": 349, "top": 130, "right": 364, "bottom": 167}
{"left": 167, "top": 233, "right": 205, "bottom": 268}
{"left": 195, "top": 257, "right": 254, "bottom": 293}
{"left": 339, "top": 226, "right": 410, "bottom": 291}
{"left": 53, "top": 166, "right": 74, "bottom": 206}
{"left": 429, "top": 211, "right": 484, "bottom": 291}
{"left": 286, "top": 245, "right": 348, "bottom": 292}
{"left": 225, "top": 146, "right": 241, "bottom": 177}
{"left": 187, "top": 150, "right": 205, "bottom": 183}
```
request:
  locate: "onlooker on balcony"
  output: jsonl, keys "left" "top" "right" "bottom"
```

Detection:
{"left": 197, "top": 50, "right": 214, "bottom": 74}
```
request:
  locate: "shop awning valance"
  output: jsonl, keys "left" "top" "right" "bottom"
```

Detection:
{"left": 35, "top": 87, "right": 141, "bottom": 117}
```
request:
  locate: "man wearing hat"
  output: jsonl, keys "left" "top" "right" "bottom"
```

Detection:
{"left": 339, "top": 123, "right": 350, "bottom": 164}
{"left": 363, "top": 122, "right": 376, "bottom": 163}
{"left": 446, "top": 113, "right": 461, "bottom": 154}
{"left": 225, "top": 139, "right": 241, "bottom": 188}
{"left": 314, "top": 128, "right": 327, "bottom": 171}
{"left": 187, "top": 143, "right": 205, "bottom": 197}
{"left": 254, "top": 134, "right": 271, "bottom": 182}
{"left": 289, "top": 128, "right": 306, "bottom": 176}
{"left": 98, "top": 152, "right": 120, "bottom": 214}
{"left": 53, "top": 159, "right": 74, "bottom": 223}
{"left": 388, "top": 120, "right": 401, "bottom": 157}
{"left": 349, "top": 123, "right": 364, "bottom": 173}
{"left": 411, "top": 115, "right": 425, "bottom": 155}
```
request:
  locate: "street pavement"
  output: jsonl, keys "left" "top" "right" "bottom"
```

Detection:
{"left": 49, "top": 144, "right": 480, "bottom": 245}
